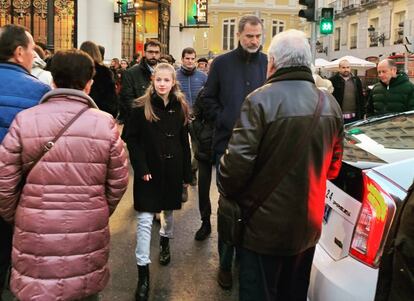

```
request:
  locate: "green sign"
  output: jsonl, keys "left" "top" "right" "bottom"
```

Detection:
{"left": 320, "top": 8, "right": 334, "bottom": 35}
{"left": 186, "top": 0, "right": 208, "bottom": 25}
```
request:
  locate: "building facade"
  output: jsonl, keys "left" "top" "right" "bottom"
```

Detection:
{"left": 0, "top": 0, "right": 77, "bottom": 51}
{"left": 317, "top": 0, "right": 414, "bottom": 76}
{"left": 0, "top": 0, "right": 172, "bottom": 62}
{"left": 170, "top": 0, "right": 304, "bottom": 59}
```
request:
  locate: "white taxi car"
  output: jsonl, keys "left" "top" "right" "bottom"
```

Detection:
{"left": 308, "top": 111, "right": 414, "bottom": 301}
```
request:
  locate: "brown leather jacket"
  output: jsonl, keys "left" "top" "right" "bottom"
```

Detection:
{"left": 218, "top": 67, "right": 343, "bottom": 256}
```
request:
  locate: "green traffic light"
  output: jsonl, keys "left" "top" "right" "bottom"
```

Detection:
{"left": 320, "top": 19, "right": 334, "bottom": 34}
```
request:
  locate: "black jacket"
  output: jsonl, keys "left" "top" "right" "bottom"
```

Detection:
{"left": 329, "top": 73, "right": 365, "bottom": 119}
{"left": 218, "top": 67, "right": 344, "bottom": 256}
{"left": 89, "top": 64, "right": 118, "bottom": 118}
{"left": 375, "top": 187, "right": 414, "bottom": 301}
{"left": 119, "top": 59, "right": 152, "bottom": 122}
{"left": 203, "top": 43, "right": 267, "bottom": 154}
{"left": 189, "top": 88, "right": 214, "bottom": 162}
{"left": 124, "top": 93, "right": 192, "bottom": 212}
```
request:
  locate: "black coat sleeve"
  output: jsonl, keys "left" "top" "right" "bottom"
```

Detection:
{"left": 181, "top": 123, "right": 192, "bottom": 184}
{"left": 202, "top": 61, "right": 222, "bottom": 122}
{"left": 125, "top": 109, "right": 150, "bottom": 178}
{"left": 119, "top": 69, "right": 136, "bottom": 121}
{"left": 217, "top": 96, "right": 264, "bottom": 198}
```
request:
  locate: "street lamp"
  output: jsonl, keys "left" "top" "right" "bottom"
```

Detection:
{"left": 368, "top": 25, "right": 386, "bottom": 47}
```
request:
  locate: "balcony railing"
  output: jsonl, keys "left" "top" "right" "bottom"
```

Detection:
{"left": 350, "top": 36, "right": 357, "bottom": 49}
{"left": 342, "top": 0, "right": 361, "bottom": 11}
{"left": 361, "top": 0, "right": 378, "bottom": 6}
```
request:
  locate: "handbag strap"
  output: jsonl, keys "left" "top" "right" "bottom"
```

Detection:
{"left": 243, "top": 89, "right": 325, "bottom": 222}
{"left": 22, "top": 106, "right": 90, "bottom": 180}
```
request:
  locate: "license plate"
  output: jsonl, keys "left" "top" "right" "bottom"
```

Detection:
{"left": 323, "top": 205, "right": 332, "bottom": 224}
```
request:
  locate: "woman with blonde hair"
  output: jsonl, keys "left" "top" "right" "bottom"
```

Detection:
{"left": 124, "top": 63, "right": 192, "bottom": 301}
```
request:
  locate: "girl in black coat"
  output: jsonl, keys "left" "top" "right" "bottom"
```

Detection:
{"left": 124, "top": 63, "right": 192, "bottom": 301}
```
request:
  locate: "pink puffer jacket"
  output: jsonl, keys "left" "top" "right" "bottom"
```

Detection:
{"left": 0, "top": 89, "right": 129, "bottom": 301}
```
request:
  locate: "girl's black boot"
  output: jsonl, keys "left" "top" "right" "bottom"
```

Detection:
{"left": 135, "top": 264, "right": 149, "bottom": 301}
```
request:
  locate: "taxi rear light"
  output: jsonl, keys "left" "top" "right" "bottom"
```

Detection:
{"left": 350, "top": 173, "right": 396, "bottom": 268}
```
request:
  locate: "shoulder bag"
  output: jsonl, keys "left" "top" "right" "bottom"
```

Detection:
{"left": 17, "top": 106, "right": 90, "bottom": 192}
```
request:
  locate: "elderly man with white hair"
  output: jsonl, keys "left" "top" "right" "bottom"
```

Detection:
{"left": 217, "top": 29, "right": 344, "bottom": 300}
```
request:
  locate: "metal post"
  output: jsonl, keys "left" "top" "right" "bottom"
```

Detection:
{"left": 404, "top": 20, "right": 412, "bottom": 74}
{"left": 311, "top": 22, "right": 317, "bottom": 61}
{"left": 46, "top": 0, "right": 55, "bottom": 51}
{"left": 311, "top": 0, "right": 319, "bottom": 61}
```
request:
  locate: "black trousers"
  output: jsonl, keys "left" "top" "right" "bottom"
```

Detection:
{"left": 239, "top": 246, "right": 315, "bottom": 301}
{"left": 198, "top": 159, "right": 213, "bottom": 222}
{"left": 0, "top": 217, "right": 12, "bottom": 294}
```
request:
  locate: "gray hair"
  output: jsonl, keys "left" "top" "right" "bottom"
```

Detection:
{"left": 268, "top": 29, "right": 312, "bottom": 70}
{"left": 379, "top": 58, "right": 397, "bottom": 69}
{"left": 238, "top": 15, "right": 263, "bottom": 33}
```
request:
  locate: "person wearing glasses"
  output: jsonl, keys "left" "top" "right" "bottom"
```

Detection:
{"left": 119, "top": 40, "right": 161, "bottom": 124}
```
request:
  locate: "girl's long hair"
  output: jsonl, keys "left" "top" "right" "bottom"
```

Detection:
{"left": 133, "top": 63, "right": 190, "bottom": 124}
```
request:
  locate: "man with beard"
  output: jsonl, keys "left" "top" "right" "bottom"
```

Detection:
{"left": 329, "top": 59, "right": 365, "bottom": 123}
{"left": 119, "top": 40, "right": 161, "bottom": 124}
{"left": 202, "top": 14, "right": 267, "bottom": 290}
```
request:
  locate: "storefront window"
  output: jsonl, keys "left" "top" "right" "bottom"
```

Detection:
{"left": 0, "top": 0, "right": 76, "bottom": 51}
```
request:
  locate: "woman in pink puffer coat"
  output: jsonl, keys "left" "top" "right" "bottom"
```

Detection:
{"left": 0, "top": 49, "right": 129, "bottom": 301}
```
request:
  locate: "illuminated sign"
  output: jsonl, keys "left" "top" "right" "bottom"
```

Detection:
{"left": 196, "top": 0, "right": 208, "bottom": 24}
{"left": 186, "top": 0, "right": 208, "bottom": 25}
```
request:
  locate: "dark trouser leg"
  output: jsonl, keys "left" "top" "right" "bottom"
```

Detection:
{"left": 0, "top": 217, "right": 12, "bottom": 296}
{"left": 239, "top": 247, "right": 268, "bottom": 301}
{"left": 344, "top": 116, "right": 358, "bottom": 124}
{"left": 190, "top": 136, "right": 198, "bottom": 185}
{"left": 215, "top": 152, "right": 234, "bottom": 270}
{"left": 276, "top": 246, "right": 315, "bottom": 301}
{"left": 198, "top": 160, "right": 212, "bottom": 222}
{"left": 218, "top": 238, "right": 234, "bottom": 271}
{"left": 239, "top": 246, "right": 315, "bottom": 301}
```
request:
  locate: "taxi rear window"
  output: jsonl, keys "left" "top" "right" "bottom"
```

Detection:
{"left": 343, "top": 113, "right": 414, "bottom": 163}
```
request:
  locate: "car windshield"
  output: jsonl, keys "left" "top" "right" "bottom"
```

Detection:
{"left": 343, "top": 112, "right": 414, "bottom": 163}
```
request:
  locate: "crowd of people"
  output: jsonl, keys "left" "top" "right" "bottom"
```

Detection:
{"left": 1, "top": 13, "right": 414, "bottom": 301}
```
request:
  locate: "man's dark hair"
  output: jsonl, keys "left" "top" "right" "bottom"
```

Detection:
{"left": 98, "top": 45, "right": 105, "bottom": 60}
{"left": 144, "top": 40, "right": 161, "bottom": 52}
{"left": 197, "top": 57, "right": 208, "bottom": 64}
{"left": 238, "top": 15, "right": 263, "bottom": 33}
{"left": 181, "top": 47, "right": 196, "bottom": 58}
{"left": 50, "top": 49, "right": 96, "bottom": 90}
{"left": 133, "top": 52, "right": 141, "bottom": 60}
{"left": 0, "top": 24, "right": 30, "bottom": 61}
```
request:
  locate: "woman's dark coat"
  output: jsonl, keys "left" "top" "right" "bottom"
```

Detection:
{"left": 89, "top": 63, "right": 119, "bottom": 118}
{"left": 189, "top": 87, "right": 214, "bottom": 163}
{"left": 125, "top": 93, "right": 192, "bottom": 212}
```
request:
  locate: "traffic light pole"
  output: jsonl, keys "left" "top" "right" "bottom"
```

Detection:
{"left": 312, "top": 0, "right": 319, "bottom": 62}
{"left": 311, "top": 21, "right": 317, "bottom": 61}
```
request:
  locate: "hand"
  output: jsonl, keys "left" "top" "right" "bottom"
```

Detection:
{"left": 183, "top": 183, "right": 189, "bottom": 188}
{"left": 142, "top": 174, "right": 152, "bottom": 181}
